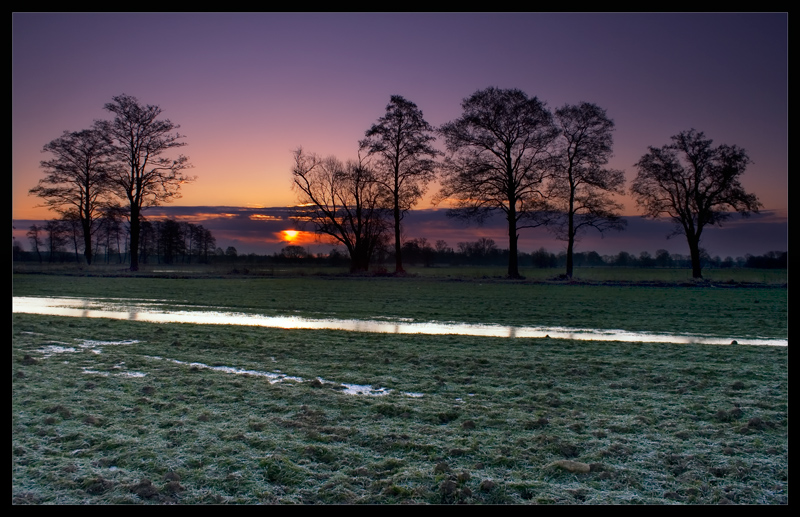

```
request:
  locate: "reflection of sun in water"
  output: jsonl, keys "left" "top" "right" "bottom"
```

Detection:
{"left": 282, "top": 230, "right": 299, "bottom": 242}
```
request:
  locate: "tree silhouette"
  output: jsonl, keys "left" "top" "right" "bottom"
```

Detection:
{"left": 29, "top": 128, "right": 115, "bottom": 265}
{"left": 360, "top": 95, "right": 440, "bottom": 273}
{"left": 280, "top": 245, "right": 307, "bottom": 260}
{"left": 291, "top": 148, "right": 389, "bottom": 272}
{"left": 98, "top": 94, "right": 194, "bottom": 271}
{"left": 548, "top": 102, "right": 626, "bottom": 278}
{"left": 631, "top": 129, "right": 761, "bottom": 278}
{"left": 157, "top": 219, "right": 185, "bottom": 265}
{"left": 44, "top": 219, "right": 69, "bottom": 262}
{"left": 437, "top": 87, "right": 558, "bottom": 278}
{"left": 192, "top": 225, "right": 216, "bottom": 264}
{"left": 27, "top": 224, "right": 43, "bottom": 264}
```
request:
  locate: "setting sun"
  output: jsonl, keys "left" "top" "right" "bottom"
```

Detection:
{"left": 281, "top": 230, "right": 300, "bottom": 242}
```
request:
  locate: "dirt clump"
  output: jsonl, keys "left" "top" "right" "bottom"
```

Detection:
{"left": 82, "top": 415, "right": 102, "bottom": 426}
{"left": 84, "top": 476, "right": 114, "bottom": 494}
{"left": 130, "top": 478, "right": 160, "bottom": 499}
{"left": 163, "top": 480, "right": 185, "bottom": 494}
{"left": 479, "top": 479, "right": 496, "bottom": 491}
{"left": 548, "top": 459, "right": 591, "bottom": 473}
{"left": 20, "top": 355, "right": 38, "bottom": 365}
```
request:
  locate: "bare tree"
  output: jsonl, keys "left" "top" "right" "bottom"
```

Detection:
{"left": 437, "top": 87, "right": 559, "bottom": 278}
{"left": 280, "top": 245, "right": 307, "bottom": 260}
{"left": 62, "top": 212, "right": 84, "bottom": 263}
{"left": 157, "top": 219, "right": 185, "bottom": 265}
{"left": 192, "top": 225, "right": 216, "bottom": 264}
{"left": 27, "top": 224, "right": 43, "bottom": 263}
{"left": 29, "top": 128, "right": 115, "bottom": 265}
{"left": 360, "top": 95, "right": 440, "bottom": 273}
{"left": 98, "top": 94, "right": 194, "bottom": 271}
{"left": 138, "top": 219, "right": 155, "bottom": 264}
{"left": 631, "top": 129, "right": 762, "bottom": 278}
{"left": 182, "top": 222, "right": 195, "bottom": 263}
{"left": 96, "top": 205, "right": 127, "bottom": 264}
{"left": 291, "top": 148, "right": 389, "bottom": 272}
{"left": 548, "top": 102, "right": 626, "bottom": 278}
{"left": 44, "top": 219, "right": 69, "bottom": 262}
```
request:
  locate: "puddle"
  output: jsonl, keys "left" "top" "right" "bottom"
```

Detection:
{"left": 13, "top": 296, "right": 787, "bottom": 347}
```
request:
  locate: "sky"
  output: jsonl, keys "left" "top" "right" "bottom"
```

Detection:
{"left": 12, "top": 13, "right": 788, "bottom": 257}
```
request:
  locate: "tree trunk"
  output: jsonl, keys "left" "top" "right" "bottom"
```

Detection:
{"left": 507, "top": 214, "right": 521, "bottom": 279}
{"left": 566, "top": 238, "right": 574, "bottom": 279}
{"left": 349, "top": 249, "right": 370, "bottom": 273}
{"left": 688, "top": 236, "right": 702, "bottom": 279}
{"left": 82, "top": 220, "right": 93, "bottom": 265}
{"left": 394, "top": 203, "right": 404, "bottom": 274}
{"left": 565, "top": 192, "right": 575, "bottom": 278}
{"left": 129, "top": 207, "right": 140, "bottom": 272}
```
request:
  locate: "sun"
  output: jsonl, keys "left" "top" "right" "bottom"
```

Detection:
{"left": 282, "top": 230, "right": 300, "bottom": 242}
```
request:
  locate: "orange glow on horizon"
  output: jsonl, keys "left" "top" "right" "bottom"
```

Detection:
{"left": 276, "top": 229, "right": 317, "bottom": 245}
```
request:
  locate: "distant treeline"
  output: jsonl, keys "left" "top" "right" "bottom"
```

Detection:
{"left": 15, "top": 217, "right": 217, "bottom": 266}
{"left": 13, "top": 222, "right": 784, "bottom": 270}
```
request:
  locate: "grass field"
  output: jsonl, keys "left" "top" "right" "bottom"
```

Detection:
{"left": 11, "top": 262, "right": 790, "bottom": 285}
{"left": 12, "top": 269, "right": 788, "bottom": 504}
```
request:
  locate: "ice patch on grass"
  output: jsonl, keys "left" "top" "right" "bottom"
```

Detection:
{"left": 147, "top": 356, "right": 303, "bottom": 384}
{"left": 81, "top": 366, "right": 147, "bottom": 378}
{"left": 145, "top": 356, "right": 421, "bottom": 397}
{"left": 117, "top": 371, "right": 147, "bottom": 378}
{"left": 33, "top": 338, "right": 141, "bottom": 356}
{"left": 82, "top": 368, "right": 109, "bottom": 377}
{"left": 38, "top": 345, "right": 77, "bottom": 357}
{"left": 35, "top": 338, "right": 137, "bottom": 357}
{"left": 81, "top": 339, "right": 140, "bottom": 346}
{"left": 340, "top": 383, "right": 391, "bottom": 396}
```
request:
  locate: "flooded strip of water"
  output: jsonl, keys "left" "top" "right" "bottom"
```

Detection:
{"left": 13, "top": 296, "right": 787, "bottom": 347}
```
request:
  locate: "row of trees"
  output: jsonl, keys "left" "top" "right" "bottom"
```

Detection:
{"left": 29, "top": 94, "right": 194, "bottom": 270}
{"left": 395, "top": 241, "right": 785, "bottom": 270}
{"left": 29, "top": 90, "right": 763, "bottom": 279}
{"left": 292, "top": 88, "right": 761, "bottom": 279}
{"left": 20, "top": 217, "right": 217, "bottom": 265}
{"left": 16, "top": 219, "right": 782, "bottom": 271}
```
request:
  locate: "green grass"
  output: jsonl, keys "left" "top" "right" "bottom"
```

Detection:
{"left": 12, "top": 261, "right": 789, "bottom": 285}
{"left": 12, "top": 271, "right": 788, "bottom": 504}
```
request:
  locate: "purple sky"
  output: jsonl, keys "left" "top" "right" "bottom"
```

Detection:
{"left": 12, "top": 13, "right": 787, "bottom": 257}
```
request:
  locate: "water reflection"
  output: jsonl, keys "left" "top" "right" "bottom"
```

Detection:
{"left": 13, "top": 296, "right": 787, "bottom": 347}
